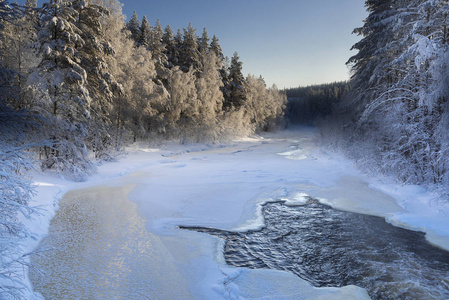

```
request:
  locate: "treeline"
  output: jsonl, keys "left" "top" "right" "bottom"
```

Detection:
{"left": 285, "top": 82, "right": 349, "bottom": 125}
{"left": 322, "top": 0, "right": 449, "bottom": 189}
{"left": 0, "top": 0, "right": 286, "bottom": 296}
{"left": 1, "top": 0, "right": 286, "bottom": 180}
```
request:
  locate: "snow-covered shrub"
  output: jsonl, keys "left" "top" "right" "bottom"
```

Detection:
{"left": 0, "top": 105, "right": 40, "bottom": 299}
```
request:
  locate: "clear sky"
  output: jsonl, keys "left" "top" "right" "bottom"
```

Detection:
{"left": 27, "top": 0, "right": 368, "bottom": 89}
{"left": 120, "top": 0, "right": 367, "bottom": 89}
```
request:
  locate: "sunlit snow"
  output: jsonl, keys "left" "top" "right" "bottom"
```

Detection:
{"left": 25, "top": 127, "right": 449, "bottom": 299}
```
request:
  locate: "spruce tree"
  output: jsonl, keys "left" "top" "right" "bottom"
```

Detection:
{"left": 210, "top": 35, "right": 224, "bottom": 62}
{"left": 163, "top": 24, "right": 175, "bottom": 68}
{"left": 180, "top": 23, "right": 200, "bottom": 72}
{"left": 198, "top": 27, "right": 210, "bottom": 53}
{"left": 150, "top": 19, "right": 168, "bottom": 82}
{"left": 227, "top": 52, "right": 247, "bottom": 109}
{"left": 126, "top": 11, "right": 140, "bottom": 43}
{"left": 137, "top": 15, "right": 151, "bottom": 48}
{"left": 28, "top": 0, "right": 94, "bottom": 179}
{"left": 73, "top": 0, "right": 122, "bottom": 158}
{"left": 172, "top": 28, "right": 183, "bottom": 67}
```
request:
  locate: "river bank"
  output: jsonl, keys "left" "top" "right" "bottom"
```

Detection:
{"left": 24, "top": 127, "right": 449, "bottom": 299}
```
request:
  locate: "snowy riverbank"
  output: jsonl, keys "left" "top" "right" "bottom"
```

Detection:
{"left": 23, "top": 127, "right": 449, "bottom": 299}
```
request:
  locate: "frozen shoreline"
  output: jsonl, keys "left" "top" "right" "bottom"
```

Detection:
{"left": 24, "top": 127, "right": 449, "bottom": 299}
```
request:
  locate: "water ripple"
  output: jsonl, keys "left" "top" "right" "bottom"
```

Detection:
{"left": 182, "top": 198, "right": 449, "bottom": 300}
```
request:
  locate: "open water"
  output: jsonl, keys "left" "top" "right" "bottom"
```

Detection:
{"left": 182, "top": 198, "right": 449, "bottom": 300}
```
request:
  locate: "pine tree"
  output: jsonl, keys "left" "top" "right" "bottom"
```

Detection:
{"left": 171, "top": 28, "right": 183, "bottom": 67}
{"left": 28, "top": 0, "right": 94, "bottom": 179}
{"left": 163, "top": 24, "right": 175, "bottom": 68}
{"left": 137, "top": 15, "right": 151, "bottom": 48}
{"left": 347, "top": 0, "right": 404, "bottom": 114}
{"left": 126, "top": 11, "right": 140, "bottom": 43}
{"left": 328, "top": 0, "right": 449, "bottom": 186}
{"left": 150, "top": 19, "right": 168, "bottom": 82}
{"left": 220, "top": 56, "right": 231, "bottom": 109}
{"left": 180, "top": 23, "right": 200, "bottom": 72}
{"left": 227, "top": 52, "right": 247, "bottom": 109}
{"left": 198, "top": 27, "right": 209, "bottom": 53}
{"left": 210, "top": 34, "right": 224, "bottom": 62}
{"left": 73, "top": 0, "right": 123, "bottom": 159}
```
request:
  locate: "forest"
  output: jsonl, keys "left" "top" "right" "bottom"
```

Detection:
{"left": 321, "top": 0, "right": 449, "bottom": 191}
{"left": 2, "top": 0, "right": 449, "bottom": 298}
{"left": 285, "top": 81, "right": 349, "bottom": 125}
{"left": 0, "top": 0, "right": 286, "bottom": 296}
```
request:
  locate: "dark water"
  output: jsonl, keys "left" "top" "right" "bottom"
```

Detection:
{"left": 181, "top": 199, "right": 449, "bottom": 300}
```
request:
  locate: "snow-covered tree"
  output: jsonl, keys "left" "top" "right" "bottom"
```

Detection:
{"left": 0, "top": 104, "right": 42, "bottom": 299}
{"left": 210, "top": 34, "right": 224, "bottom": 65}
{"left": 180, "top": 23, "right": 200, "bottom": 72}
{"left": 0, "top": 4, "right": 41, "bottom": 298}
{"left": 167, "top": 66, "right": 199, "bottom": 140}
{"left": 73, "top": 0, "right": 123, "bottom": 159}
{"left": 0, "top": 0, "right": 39, "bottom": 110}
{"left": 28, "top": 0, "right": 95, "bottom": 180}
{"left": 125, "top": 10, "right": 140, "bottom": 43}
{"left": 226, "top": 52, "right": 247, "bottom": 109}
{"left": 92, "top": 0, "right": 129, "bottom": 149}
{"left": 0, "top": 0, "right": 24, "bottom": 103}
{"left": 172, "top": 28, "right": 183, "bottom": 67}
{"left": 123, "top": 46, "right": 167, "bottom": 140}
{"left": 137, "top": 15, "right": 151, "bottom": 48}
{"left": 150, "top": 19, "right": 168, "bottom": 82}
{"left": 245, "top": 75, "right": 286, "bottom": 132}
{"left": 195, "top": 51, "right": 223, "bottom": 140}
{"left": 198, "top": 27, "right": 209, "bottom": 53}
{"left": 325, "top": 0, "right": 449, "bottom": 188}
{"left": 210, "top": 35, "right": 223, "bottom": 58}
{"left": 162, "top": 24, "right": 175, "bottom": 68}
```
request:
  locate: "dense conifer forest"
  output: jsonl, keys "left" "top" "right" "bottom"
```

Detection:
{"left": 322, "top": 0, "right": 449, "bottom": 190}
{"left": 285, "top": 81, "right": 349, "bottom": 125}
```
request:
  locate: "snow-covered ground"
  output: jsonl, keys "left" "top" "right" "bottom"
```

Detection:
{"left": 23, "top": 127, "right": 449, "bottom": 299}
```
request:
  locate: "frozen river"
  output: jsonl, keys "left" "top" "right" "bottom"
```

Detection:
{"left": 29, "top": 128, "right": 449, "bottom": 299}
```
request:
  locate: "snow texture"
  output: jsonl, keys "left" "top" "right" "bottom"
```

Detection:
{"left": 24, "top": 127, "right": 449, "bottom": 299}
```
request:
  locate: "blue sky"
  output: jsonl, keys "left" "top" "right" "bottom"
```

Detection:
{"left": 26, "top": 0, "right": 368, "bottom": 88}
{"left": 119, "top": 0, "right": 368, "bottom": 88}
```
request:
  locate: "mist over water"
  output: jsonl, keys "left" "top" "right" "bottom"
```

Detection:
{"left": 183, "top": 199, "right": 449, "bottom": 300}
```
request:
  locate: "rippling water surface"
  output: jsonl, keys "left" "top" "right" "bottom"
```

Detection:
{"left": 183, "top": 199, "right": 449, "bottom": 300}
